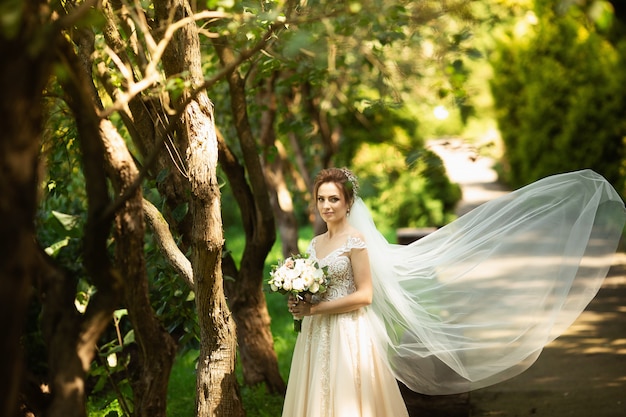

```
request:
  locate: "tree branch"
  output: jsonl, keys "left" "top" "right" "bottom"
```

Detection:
{"left": 100, "top": 19, "right": 285, "bottom": 222}
{"left": 143, "top": 197, "right": 194, "bottom": 288}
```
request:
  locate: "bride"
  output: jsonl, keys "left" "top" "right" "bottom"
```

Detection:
{"left": 282, "top": 167, "right": 625, "bottom": 416}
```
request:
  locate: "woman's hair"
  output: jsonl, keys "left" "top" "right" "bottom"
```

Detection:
{"left": 313, "top": 167, "right": 359, "bottom": 207}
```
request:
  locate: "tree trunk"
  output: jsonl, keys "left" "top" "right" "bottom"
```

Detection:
{"left": 0, "top": 7, "right": 122, "bottom": 416}
{"left": 259, "top": 73, "right": 300, "bottom": 259}
{"left": 100, "top": 0, "right": 195, "bottom": 249}
{"left": 154, "top": 0, "right": 244, "bottom": 414}
{"left": 0, "top": 11, "right": 52, "bottom": 413}
{"left": 212, "top": 38, "right": 286, "bottom": 394}
{"left": 67, "top": 18, "right": 180, "bottom": 415}
{"left": 280, "top": 92, "right": 325, "bottom": 234}
{"left": 187, "top": 97, "right": 243, "bottom": 416}
{"left": 43, "top": 38, "right": 123, "bottom": 417}
{"left": 101, "top": 119, "right": 178, "bottom": 417}
{"left": 217, "top": 130, "right": 287, "bottom": 395}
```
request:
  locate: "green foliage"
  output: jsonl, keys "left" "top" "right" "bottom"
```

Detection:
{"left": 87, "top": 398, "right": 126, "bottom": 417}
{"left": 165, "top": 350, "right": 197, "bottom": 417}
{"left": 490, "top": 2, "right": 626, "bottom": 190}
{"left": 26, "top": 95, "right": 87, "bottom": 379}
{"left": 358, "top": 145, "right": 461, "bottom": 233}
{"left": 337, "top": 105, "right": 461, "bottom": 232}
{"left": 201, "top": 2, "right": 482, "bottom": 255}
{"left": 87, "top": 311, "right": 135, "bottom": 416}
{"left": 0, "top": 0, "right": 24, "bottom": 38}
{"left": 39, "top": 87, "right": 202, "bottom": 414}
{"left": 207, "top": 0, "right": 483, "bottom": 168}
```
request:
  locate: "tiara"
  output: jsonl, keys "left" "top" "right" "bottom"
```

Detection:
{"left": 341, "top": 167, "right": 360, "bottom": 198}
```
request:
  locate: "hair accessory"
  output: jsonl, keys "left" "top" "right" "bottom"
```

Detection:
{"left": 340, "top": 167, "right": 360, "bottom": 198}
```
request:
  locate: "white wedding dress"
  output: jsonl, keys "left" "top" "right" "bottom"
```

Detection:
{"left": 282, "top": 169, "right": 626, "bottom": 415}
{"left": 281, "top": 236, "right": 410, "bottom": 417}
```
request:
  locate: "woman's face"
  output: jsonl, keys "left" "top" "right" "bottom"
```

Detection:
{"left": 316, "top": 182, "right": 349, "bottom": 223}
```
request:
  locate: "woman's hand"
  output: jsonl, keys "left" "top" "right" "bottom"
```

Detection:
{"left": 288, "top": 294, "right": 312, "bottom": 318}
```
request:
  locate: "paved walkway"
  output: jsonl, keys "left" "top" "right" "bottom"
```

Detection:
{"left": 429, "top": 138, "right": 626, "bottom": 417}
{"left": 428, "top": 138, "right": 509, "bottom": 216}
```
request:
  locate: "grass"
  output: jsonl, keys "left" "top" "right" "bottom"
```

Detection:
{"left": 166, "top": 350, "right": 197, "bottom": 416}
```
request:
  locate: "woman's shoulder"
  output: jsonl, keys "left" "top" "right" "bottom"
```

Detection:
{"left": 345, "top": 229, "right": 366, "bottom": 250}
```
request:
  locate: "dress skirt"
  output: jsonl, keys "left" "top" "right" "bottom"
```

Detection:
{"left": 282, "top": 309, "right": 410, "bottom": 417}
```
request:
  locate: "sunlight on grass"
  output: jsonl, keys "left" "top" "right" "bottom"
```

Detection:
{"left": 167, "top": 349, "right": 198, "bottom": 417}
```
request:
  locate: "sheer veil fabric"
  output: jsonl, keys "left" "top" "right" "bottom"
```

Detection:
{"left": 349, "top": 169, "right": 626, "bottom": 395}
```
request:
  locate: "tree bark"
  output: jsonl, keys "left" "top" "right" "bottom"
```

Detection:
{"left": 154, "top": 0, "right": 244, "bottom": 414}
{"left": 0, "top": 4, "right": 53, "bottom": 413}
{"left": 100, "top": 0, "right": 194, "bottom": 249}
{"left": 68, "top": 17, "right": 180, "bottom": 416}
{"left": 212, "top": 37, "right": 286, "bottom": 394}
{"left": 143, "top": 197, "right": 194, "bottom": 287}
{"left": 259, "top": 73, "right": 300, "bottom": 259}
{"left": 45, "top": 38, "right": 123, "bottom": 417}
{"left": 187, "top": 97, "right": 243, "bottom": 416}
{"left": 101, "top": 119, "right": 178, "bottom": 417}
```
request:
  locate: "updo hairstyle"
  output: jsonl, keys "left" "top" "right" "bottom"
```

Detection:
{"left": 313, "top": 167, "right": 359, "bottom": 208}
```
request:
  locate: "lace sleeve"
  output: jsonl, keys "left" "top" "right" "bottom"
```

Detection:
{"left": 345, "top": 235, "right": 367, "bottom": 251}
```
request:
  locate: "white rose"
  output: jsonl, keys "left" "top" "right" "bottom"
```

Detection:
{"left": 302, "top": 272, "right": 314, "bottom": 287}
{"left": 285, "top": 268, "right": 300, "bottom": 281}
{"left": 292, "top": 277, "right": 305, "bottom": 292}
{"left": 298, "top": 258, "right": 310, "bottom": 270}
{"left": 271, "top": 276, "right": 283, "bottom": 287}
{"left": 313, "top": 268, "right": 324, "bottom": 281}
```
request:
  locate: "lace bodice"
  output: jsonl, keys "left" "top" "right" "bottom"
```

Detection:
{"left": 307, "top": 235, "right": 367, "bottom": 301}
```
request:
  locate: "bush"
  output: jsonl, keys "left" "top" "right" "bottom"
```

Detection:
{"left": 355, "top": 144, "right": 461, "bottom": 233}
{"left": 490, "top": 3, "right": 626, "bottom": 191}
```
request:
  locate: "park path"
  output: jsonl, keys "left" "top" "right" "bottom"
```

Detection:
{"left": 429, "top": 138, "right": 626, "bottom": 417}
{"left": 428, "top": 138, "right": 509, "bottom": 216}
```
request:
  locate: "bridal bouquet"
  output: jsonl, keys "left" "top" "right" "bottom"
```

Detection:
{"left": 268, "top": 254, "right": 328, "bottom": 332}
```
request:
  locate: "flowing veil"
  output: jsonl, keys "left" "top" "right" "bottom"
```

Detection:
{"left": 348, "top": 169, "right": 626, "bottom": 395}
